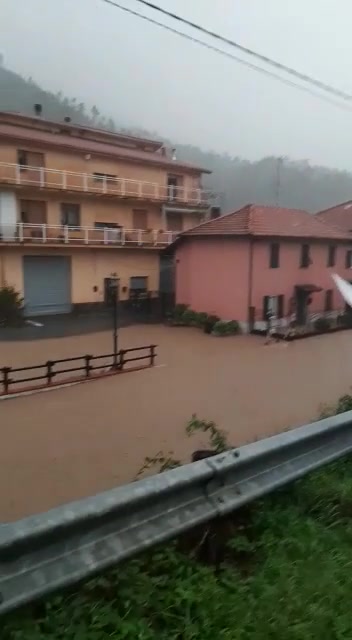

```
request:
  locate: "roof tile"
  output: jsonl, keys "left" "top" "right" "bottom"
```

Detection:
{"left": 182, "top": 204, "right": 351, "bottom": 240}
{"left": 316, "top": 201, "right": 352, "bottom": 233}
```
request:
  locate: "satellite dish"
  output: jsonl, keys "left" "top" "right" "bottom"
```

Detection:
{"left": 332, "top": 273, "right": 352, "bottom": 308}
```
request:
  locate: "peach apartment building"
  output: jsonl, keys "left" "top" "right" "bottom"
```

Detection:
{"left": 0, "top": 108, "right": 215, "bottom": 315}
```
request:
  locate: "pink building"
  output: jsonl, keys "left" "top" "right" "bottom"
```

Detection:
{"left": 173, "top": 204, "right": 352, "bottom": 332}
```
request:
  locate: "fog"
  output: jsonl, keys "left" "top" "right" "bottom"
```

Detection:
{"left": 1, "top": 0, "right": 352, "bottom": 170}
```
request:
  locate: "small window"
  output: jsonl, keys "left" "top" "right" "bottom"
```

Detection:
{"left": 93, "top": 172, "right": 117, "bottom": 182}
{"left": 346, "top": 250, "right": 352, "bottom": 269}
{"left": 61, "top": 203, "right": 80, "bottom": 228}
{"left": 17, "top": 150, "right": 28, "bottom": 167}
{"left": 130, "top": 276, "right": 147, "bottom": 291}
{"left": 269, "top": 242, "right": 280, "bottom": 269}
{"left": 300, "top": 243, "right": 311, "bottom": 268}
{"left": 325, "top": 289, "right": 333, "bottom": 312}
{"left": 17, "top": 150, "right": 44, "bottom": 168}
{"left": 167, "top": 174, "right": 182, "bottom": 201}
{"left": 327, "top": 245, "right": 336, "bottom": 267}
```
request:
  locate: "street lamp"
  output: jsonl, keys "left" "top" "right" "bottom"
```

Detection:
{"left": 108, "top": 276, "right": 119, "bottom": 369}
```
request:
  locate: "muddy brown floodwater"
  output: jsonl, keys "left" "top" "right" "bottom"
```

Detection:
{"left": 1, "top": 325, "right": 351, "bottom": 521}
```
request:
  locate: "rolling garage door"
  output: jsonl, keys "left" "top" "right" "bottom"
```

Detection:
{"left": 23, "top": 256, "right": 72, "bottom": 316}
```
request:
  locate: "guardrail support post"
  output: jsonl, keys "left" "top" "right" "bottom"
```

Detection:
{"left": 1, "top": 367, "right": 11, "bottom": 394}
{"left": 46, "top": 361, "right": 54, "bottom": 385}
{"left": 150, "top": 345, "right": 156, "bottom": 366}
{"left": 119, "top": 349, "right": 125, "bottom": 371}
{"left": 84, "top": 355, "right": 92, "bottom": 378}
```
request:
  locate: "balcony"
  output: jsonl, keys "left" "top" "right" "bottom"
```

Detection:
{"left": 0, "top": 162, "right": 214, "bottom": 207}
{"left": 0, "top": 223, "right": 178, "bottom": 248}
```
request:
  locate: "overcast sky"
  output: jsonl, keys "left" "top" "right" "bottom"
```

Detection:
{"left": 1, "top": 0, "right": 352, "bottom": 170}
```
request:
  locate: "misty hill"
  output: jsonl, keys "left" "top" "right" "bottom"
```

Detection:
{"left": 1, "top": 61, "right": 352, "bottom": 213}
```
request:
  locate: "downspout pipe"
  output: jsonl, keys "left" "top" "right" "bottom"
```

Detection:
{"left": 247, "top": 236, "right": 254, "bottom": 332}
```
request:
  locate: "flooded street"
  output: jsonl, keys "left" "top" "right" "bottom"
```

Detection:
{"left": 1, "top": 325, "right": 351, "bottom": 521}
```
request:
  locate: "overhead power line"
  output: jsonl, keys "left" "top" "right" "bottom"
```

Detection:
{"left": 100, "top": 0, "right": 352, "bottom": 113}
{"left": 134, "top": 0, "right": 352, "bottom": 103}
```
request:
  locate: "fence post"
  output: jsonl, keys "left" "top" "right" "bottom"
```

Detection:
{"left": 150, "top": 345, "right": 156, "bottom": 367}
{"left": 46, "top": 361, "right": 54, "bottom": 385}
{"left": 1, "top": 367, "right": 11, "bottom": 395}
{"left": 84, "top": 355, "right": 92, "bottom": 378}
{"left": 119, "top": 349, "right": 125, "bottom": 371}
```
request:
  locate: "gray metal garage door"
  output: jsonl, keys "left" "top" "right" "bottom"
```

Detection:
{"left": 23, "top": 256, "right": 72, "bottom": 316}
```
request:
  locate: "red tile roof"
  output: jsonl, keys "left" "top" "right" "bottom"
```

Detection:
{"left": 182, "top": 204, "right": 351, "bottom": 240}
{"left": 316, "top": 201, "right": 352, "bottom": 233}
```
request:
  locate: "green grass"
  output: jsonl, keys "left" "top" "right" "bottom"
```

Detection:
{"left": 4, "top": 456, "right": 352, "bottom": 639}
{"left": 4, "top": 399, "right": 352, "bottom": 639}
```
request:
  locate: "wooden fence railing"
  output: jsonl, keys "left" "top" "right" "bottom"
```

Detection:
{"left": 0, "top": 345, "right": 157, "bottom": 396}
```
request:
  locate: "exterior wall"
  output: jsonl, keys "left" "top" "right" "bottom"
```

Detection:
{"left": 0, "top": 144, "right": 17, "bottom": 164}
{"left": 0, "top": 247, "right": 159, "bottom": 303}
{"left": 175, "top": 238, "right": 251, "bottom": 324}
{"left": 0, "top": 142, "right": 197, "bottom": 193}
{"left": 14, "top": 192, "right": 164, "bottom": 229}
{"left": 183, "top": 213, "right": 205, "bottom": 231}
{"left": 174, "top": 237, "right": 352, "bottom": 331}
{"left": 250, "top": 240, "right": 351, "bottom": 319}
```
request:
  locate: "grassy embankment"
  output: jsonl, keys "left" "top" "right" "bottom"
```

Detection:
{"left": 4, "top": 397, "right": 352, "bottom": 639}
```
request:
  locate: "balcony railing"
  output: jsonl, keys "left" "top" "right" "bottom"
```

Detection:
{"left": 0, "top": 162, "right": 214, "bottom": 206}
{"left": 0, "top": 223, "right": 178, "bottom": 247}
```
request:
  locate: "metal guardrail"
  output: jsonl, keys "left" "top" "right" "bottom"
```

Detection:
{"left": 1, "top": 410, "right": 352, "bottom": 614}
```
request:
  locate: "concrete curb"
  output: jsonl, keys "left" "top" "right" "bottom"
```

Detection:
{"left": 0, "top": 381, "right": 82, "bottom": 401}
{"left": 0, "top": 363, "right": 164, "bottom": 401}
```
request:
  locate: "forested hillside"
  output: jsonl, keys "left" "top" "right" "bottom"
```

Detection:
{"left": 1, "top": 60, "right": 351, "bottom": 213}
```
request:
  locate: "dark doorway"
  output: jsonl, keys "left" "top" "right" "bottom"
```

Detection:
{"left": 167, "top": 174, "right": 182, "bottom": 201}
{"left": 295, "top": 288, "right": 308, "bottom": 325}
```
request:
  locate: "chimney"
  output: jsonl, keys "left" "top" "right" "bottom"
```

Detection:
{"left": 171, "top": 148, "right": 177, "bottom": 161}
{"left": 64, "top": 116, "right": 71, "bottom": 123}
{"left": 34, "top": 103, "right": 42, "bottom": 117}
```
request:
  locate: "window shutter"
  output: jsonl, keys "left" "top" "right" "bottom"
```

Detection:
{"left": 325, "top": 289, "right": 333, "bottom": 312}
{"left": 263, "top": 296, "right": 269, "bottom": 321}
{"left": 269, "top": 243, "right": 280, "bottom": 268}
{"left": 278, "top": 295, "right": 284, "bottom": 319}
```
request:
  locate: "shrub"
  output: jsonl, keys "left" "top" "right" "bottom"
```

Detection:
{"left": 212, "top": 319, "right": 240, "bottom": 336}
{"left": 338, "top": 312, "right": 352, "bottom": 328}
{"left": 171, "top": 304, "right": 189, "bottom": 323}
{"left": 181, "top": 308, "right": 200, "bottom": 326}
{"left": 193, "top": 311, "right": 209, "bottom": 328}
{"left": 319, "top": 394, "right": 352, "bottom": 418}
{"left": 170, "top": 306, "right": 207, "bottom": 327}
{"left": 0, "top": 285, "right": 24, "bottom": 327}
{"left": 314, "top": 316, "right": 331, "bottom": 333}
{"left": 203, "top": 314, "right": 220, "bottom": 334}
